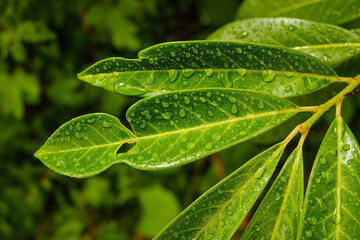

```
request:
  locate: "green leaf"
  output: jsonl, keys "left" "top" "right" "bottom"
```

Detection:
{"left": 242, "top": 147, "right": 303, "bottom": 239}
{"left": 155, "top": 142, "right": 285, "bottom": 239}
{"left": 299, "top": 116, "right": 360, "bottom": 239}
{"left": 78, "top": 41, "right": 338, "bottom": 98}
{"left": 209, "top": 18, "right": 360, "bottom": 66}
{"left": 236, "top": 0, "right": 360, "bottom": 25}
{"left": 34, "top": 88, "right": 298, "bottom": 177}
{"left": 137, "top": 185, "right": 180, "bottom": 237}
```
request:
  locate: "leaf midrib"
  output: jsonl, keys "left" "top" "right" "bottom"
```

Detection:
{"left": 81, "top": 68, "right": 340, "bottom": 83}
{"left": 35, "top": 108, "right": 299, "bottom": 156}
{"left": 270, "top": 149, "right": 301, "bottom": 240}
{"left": 293, "top": 43, "right": 360, "bottom": 50}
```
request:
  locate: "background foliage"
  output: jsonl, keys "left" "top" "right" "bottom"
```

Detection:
{"left": 1, "top": 0, "right": 360, "bottom": 239}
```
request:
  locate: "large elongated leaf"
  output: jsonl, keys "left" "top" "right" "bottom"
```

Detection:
{"left": 242, "top": 147, "right": 303, "bottom": 239}
{"left": 209, "top": 18, "right": 360, "bottom": 66}
{"left": 155, "top": 142, "right": 285, "bottom": 239}
{"left": 34, "top": 88, "right": 298, "bottom": 177}
{"left": 237, "top": 0, "right": 360, "bottom": 25}
{"left": 78, "top": 41, "right": 339, "bottom": 98}
{"left": 299, "top": 117, "right": 360, "bottom": 239}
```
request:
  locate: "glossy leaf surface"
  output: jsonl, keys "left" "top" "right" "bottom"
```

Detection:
{"left": 35, "top": 89, "right": 298, "bottom": 177}
{"left": 299, "top": 117, "right": 360, "bottom": 239}
{"left": 237, "top": 0, "right": 360, "bottom": 25}
{"left": 242, "top": 147, "right": 303, "bottom": 239}
{"left": 155, "top": 142, "right": 285, "bottom": 240}
{"left": 78, "top": 41, "right": 338, "bottom": 98}
{"left": 209, "top": 18, "right": 360, "bottom": 66}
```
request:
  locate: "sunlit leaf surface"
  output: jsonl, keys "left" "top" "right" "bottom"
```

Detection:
{"left": 299, "top": 116, "right": 360, "bottom": 239}
{"left": 35, "top": 89, "right": 298, "bottom": 177}
{"left": 237, "top": 0, "right": 360, "bottom": 25}
{"left": 78, "top": 41, "right": 338, "bottom": 98}
{"left": 155, "top": 142, "right": 285, "bottom": 240}
{"left": 242, "top": 147, "right": 303, "bottom": 239}
{"left": 209, "top": 18, "right": 360, "bottom": 66}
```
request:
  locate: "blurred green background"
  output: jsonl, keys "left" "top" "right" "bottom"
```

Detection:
{"left": 2, "top": 0, "right": 360, "bottom": 239}
{"left": 0, "top": 1, "right": 241, "bottom": 239}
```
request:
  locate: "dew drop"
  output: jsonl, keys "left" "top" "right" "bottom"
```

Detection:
{"left": 184, "top": 97, "right": 190, "bottom": 104}
{"left": 328, "top": 148, "right": 337, "bottom": 156}
{"left": 262, "top": 71, "right": 277, "bottom": 83}
{"left": 308, "top": 216, "right": 318, "bottom": 225}
{"left": 75, "top": 132, "right": 82, "bottom": 139}
{"left": 257, "top": 101, "right": 264, "bottom": 109}
{"left": 211, "top": 132, "right": 222, "bottom": 141}
{"left": 162, "top": 112, "right": 173, "bottom": 119}
{"left": 179, "top": 109, "right": 186, "bottom": 117}
{"left": 319, "top": 156, "right": 327, "bottom": 164}
{"left": 162, "top": 102, "right": 170, "bottom": 108}
{"left": 207, "top": 111, "right": 214, "bottom": 117}
{"left": 342, "top": 144, "right": 350, "bottom": 151}
{"left": 102, "top": 121, "right": 113, "bottom": 128}
{"left": 236, "top": 47, "right": 243, "bottom": 54}
{"left": 305, "top": 230, "right": 313, "bottom": 238}
{"left": 229, "top": 97, "right": 236, "bottom": 103}
{"left": 75, "top": 123, "right": 82, "bottom": 132}
{"left": 183, "top": 69, "right": 194, "bottom": 78}
{"left": 146, "top": 75, "right": 155, "bottom": 85}
{"left": 169, "top": 70, "right": 179, "bottom": 82}
{"left": 236, "top": 31, "right": 248, "bottom": 39}
{"left": 205, "top": 143, "right": 213, "bottom": 150}
{"left": 205, "top": 69, "right": 214, "bottom": 77}
{"left": 239, "top": 130, "right": 247, "bottom": 136}
{"left": 231, "top": 105, "right": 238, "bottom": 114}
{"left": 275, "top": 193, "right": 281, "bottom": 200}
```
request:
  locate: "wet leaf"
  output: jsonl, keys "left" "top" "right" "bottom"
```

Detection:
{"left": 242, "top": 147, "right": 303, "bottom": 239}
{"left": 154, "top": 142, "right": 285, "bottom": 239}
{"left": 299, "top": 116, "right": 360, "bottom": 239}
{"left": 78, "top": 41, "right": 338, "bottom": 98}
{"left": 237, "top": 0, "right": 360, "bottom": 25}
{"left": 209, "top": 18, "right": 360, "bottom": 66}
{"left": 34, "top": 88, "right": 298, "bottom": 177}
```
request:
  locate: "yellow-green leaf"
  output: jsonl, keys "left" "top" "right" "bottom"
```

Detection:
{"left": 78, "top": 41, "right": 338, "bottom": 98}
{"left": 34, "top": 88, "right": 299, "bottom": 177}
{"left": 299, "top": 116, "right": 360, "bottom": 239}
{"left": 209, "top": 18, "right": 360, "bottom": 66}
{"left": 155, "top": 142, "right": 285, "bottom": 239}
{"left": 242, "top": 147, "right": 303, "bottom": 239}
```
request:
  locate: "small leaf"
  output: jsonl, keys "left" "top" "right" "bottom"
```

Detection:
{"left": 78, "top": 41, "right": 338, "bottom": 98}
{"left": 299, "top": 116, "right": 360, "bottom": 239}
{"left": 154, "top": 142, "right": 285, "bottom": 239}
{"left": 236, "top": 0, "right": 360, "bottom": 25}
{"left": 209, "top": 18, "right": 360, "bottom": 66}
{"left": 137, "top": 185, "right": 180, "bottom": 237}
{"left": 35, "top": 88, "right": 299, "bottom": 177}
{"left": 242, "top": 147, "right": 303, "bottom": 239}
